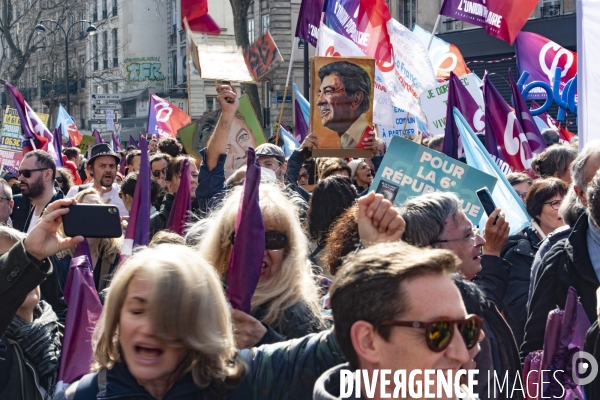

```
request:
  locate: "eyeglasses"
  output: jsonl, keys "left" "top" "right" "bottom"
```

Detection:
{"left": 299, "top": 173, "right": 309, "bottom": 180}
{"left": 230, "top": 231, "right": 287, "bottom": 250}
{"left": 516, "top": 192, "right": 527, "bottom": 200}
{"left": 55, "top": 176, "right": 64, "bottom": 183}
{"left": 0, "top": 197, "right": 10, "bottom": 204}
{"left": 18, "top": 168, "right": 49, "bottom": 178}
{"left": 544, "top": 199, "right": 563, "bottom": 210}
{"left": 431, "top": 227, "right": 479, "bottom": 246}
{"left": 380, "top": 314, "right": 483, "bottom": 352}
{"left": 152, "top": 168, "right": 168, "bottom": 178}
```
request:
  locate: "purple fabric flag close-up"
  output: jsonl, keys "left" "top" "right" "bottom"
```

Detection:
{"left": 65, "top": 133, "right": 73, "bottom": 148}
{"left": 53, "top": 125, "right": 64, "bottom": 167}
{"left": 509, "top": 69, "right": 547, "bottom": 156}
{"left": 92, "top": 129, "right": 104, "bottom": 144}
{"left": 166, "top": 158, "right": 191, "bottom": 235}
{"left": 57, "top": 240, "right": 102, "bottom": 389}
{"left": 295, "top": 0, "right": 324, "bottom": 47}
{"left": 129, "top": 135, "right": 139, "bottom": 149}
{"left": 226, "top": 148, "right": 265, "bottom": 314}
{"left": 121, "top": 136, "right": 151, "bottom": 258}
{"left": 6, "top": 83, "right": 51, "bottom": 152}
{"left": 294, "top": 97, "right": 309, "bottom": 143}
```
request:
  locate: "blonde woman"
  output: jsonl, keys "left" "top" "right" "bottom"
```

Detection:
{"left": 55, "top": 188, "right": 122, "bottom": 293}
{"left": 200, "top": 183, "right": 325, "bottom": 347}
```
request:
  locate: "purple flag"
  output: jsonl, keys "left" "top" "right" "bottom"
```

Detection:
{"left": 509, "top": 69, "right": 546, "bottom": 155}
{"left": 295, "top": 0, "right": 324, "bottom": 47}
{"left": 484, "top": 72, "right": 534, "bottom": 173}
{"left": 226, "top": 148, "right": 265, "bottom": 314}
{"left": 294, "top": 97, "right": 308, "bottom": 143}
{"left": 65, "top": 133, "right": 73, "bottom": 148}
{"left": 92, "top": 129, "right": 104, "bottom": 144}
{"left": 57, "top": 240, "right": 102, "bottom": 389}
{"left": 129, "top": 135, "right": 139, "bottom": 149}
{"left": 119, "top": 154, "right": 128, "bottom": 176}
{"left": 53, "top": 125, "right": 64, "bottom": 167}
{"left": 121, "top": 136, "right": 151, "bottom": 258}
{"left": 166, "top": 159, "right": 191, "bottom": 235}
{"left": 442, "top": 72, "right": 483, "bottom": 159}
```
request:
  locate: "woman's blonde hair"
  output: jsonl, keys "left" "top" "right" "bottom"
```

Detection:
{"left": 66, "top": 188, "right": 122, "bottom": 259}
{"left": 93, "top": 244, "right": 245, "bottom": 391}
{"left": 200, "top": 184, "right": 323, "bottom": 327}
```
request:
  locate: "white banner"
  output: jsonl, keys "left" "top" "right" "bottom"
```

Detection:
{"left": 420, "top": 73, "right": 485, "bottom": 136}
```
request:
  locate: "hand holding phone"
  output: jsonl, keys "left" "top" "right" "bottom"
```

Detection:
{"left": 62, "top": 204, "right": 122, "bottom": 238}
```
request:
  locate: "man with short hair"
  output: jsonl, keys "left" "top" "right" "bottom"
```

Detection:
{"left": 158, "top": 137, "right": 182, "bottom": 158}
{"left": 148, "top": 138, "right": 158, "bottom": 153}
{"left": 314, "top": 242, "right": 480, "bottom": 399}
{"left": 541, "top": 128, "right": 560, "bottom": 147}
{"left": 317, "top": 61, "right": 373, "bottom": 148}
{"left": 126, "top": 150, "right": 142, "bottom": 174}
{"left": 0, "top": 179, "right": 14, "bottom": 227}
{"left": 523, "top": 139, "right": 600, "bottom": 358}
{"left": 12, "top": 150, "right": 64, "bottom": 233}
{"left": 66, "top": 143, "right": 128, "bottom": 217}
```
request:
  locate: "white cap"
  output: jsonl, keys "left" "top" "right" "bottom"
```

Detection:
{"left": 348, "top": 159, "right": 363, "bottom": 178}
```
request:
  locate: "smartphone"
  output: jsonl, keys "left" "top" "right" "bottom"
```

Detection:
{"left": 476, "top": 187, "right": 497, "bottom": 217}
{"left": 62, "top": 204, "right": 122, "bottom": 238}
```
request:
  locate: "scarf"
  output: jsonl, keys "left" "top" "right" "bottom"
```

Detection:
{"left": 5, "top": 300, "right": 62, "bottom": 399}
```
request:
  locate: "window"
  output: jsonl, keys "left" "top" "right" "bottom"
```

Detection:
{"left": 171, "top": 0, "right": 177, "bottom": 34}
{"left": 103, "top": 31, "right": 108, "bottom": 69}
{"left": 403, "top": 0, "right": 416, "bottom": 30}
{"left": 103, "top": 0, "right": 108, "bottom": 19}
{"left": 182, "top": 54, "right": 187, "bottom": 82}
{"left": 113, "top": 82, "right": 118, "bottom": 93}
{"left": 112, "top": 29, "right": 119, "bottom": 67}
{"left": 541, "top": 1, "right": 561, "bottom": 17}
{"left": 206, "top": 96, "right": 220, "bottom": 112}
{"left": 248, "top": 19, "right": 254, "bottom": 42}
{"left": 172, "top": 55, "right": 177, "bottom": 85}
{"left": 113, "top": 0, "right": 118, "bottom": 16}
{"left": 93, "top": 0, "right": 98, "bottom": 22}
{"left": 262, "top": 14, "right": 270, "bottom": 34}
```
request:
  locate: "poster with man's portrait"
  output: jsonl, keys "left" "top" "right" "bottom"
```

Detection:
{"left": 178, "top": 95, "right": 267, "bottom": 178}
{"left": 310, "top": 56, "right": 375, "bottom": 150}
{"left": 243, "top": 31, "right": 284, "bottom": 81}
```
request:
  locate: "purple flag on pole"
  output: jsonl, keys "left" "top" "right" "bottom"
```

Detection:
{"left": 442, "top": 72, "right": 483, "bottom": 160}
{"left": 225, "top": 148, "right": 265, "bottom": 314}
{"left": 166, "top": 159, "right": 191, "bottom": 235}
{"left": 483, "top": 72, "right": 534, "bottom": 173}
{"left": 121, "top": 136, "right": 151, "bottom": 258}
{"left": 129, "top": 135, "right": 139, "bottom": 149}
{"left": 65, "top": 133, "right": 73, "bottom": 148}
{"left": 111, "top": 132, "right": 122, "bottom": 152}
{"left": 119, "top": 155, "right": 128, "bottom": 176}
{"left": 295, "top": 0, "right": 324, "bottom": 47}
{"left": 92, "top": 129, "right": 104, "bottom": 144}
{"left": 57, "top": 240, "right": 102, "bottom": 390}
{"left": 53, "top": 125, "right": 64, "bottom": 167}
{"left": 509, "top": 69, "right": 546, "bottom": 156}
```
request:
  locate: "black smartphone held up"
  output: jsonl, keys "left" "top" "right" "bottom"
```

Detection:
{"left": 476, "top": 187, "right": 497, "bottom": 217}
{"left": 62, "top": 204, "right": 122, "bottom": 238}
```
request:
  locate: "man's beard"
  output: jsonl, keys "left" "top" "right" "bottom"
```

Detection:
{"left": 21, "top": 176, "right": 45, "bottom": 198}
{"left": 95, "top": 171, "right": 115, "bottom": 187}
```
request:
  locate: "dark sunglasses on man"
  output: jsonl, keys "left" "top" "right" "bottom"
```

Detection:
{"left": 152, "top": 167, "right": 168, "bottom": 178}
{"left": 55, "top": 176, "right": 64, "bottom": 183}
{"left": 380, "top": 314, "right": 483, "bottom": 352}
{"left": 18, "top": 168, "right": 49, "bottom": 178}
{"left": 230, "top": 231, "right": 287, "bottom": 250}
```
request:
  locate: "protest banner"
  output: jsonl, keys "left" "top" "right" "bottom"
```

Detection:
{"left": 78, "top": 135, "right": 96, "bottom": 155}
{"left": 36, "top": 112, "right": 50, "bottom": 127}
{"left": 412, "top": 24, "right": 471, "bottom": 80}
{"left": 178, "top": 95, "right": 266, "bottom": 177}
{"left": 377, "top": 106, "right": 431, "bottom": 146}
{"left": 371, "top": 136, "right": 497, "bottom": 225}
{"left": 243, "top": 31, "right": 284, "bottom": 81}
{"left": 310, "top": 56, "right": 375, "bottom": 155}
{"left": 0, "top": 107, "right": 23, "bottom": 168}
{"left": 147, "top": 94, "right": 191, "bottom": 138}
{"left": 421, "top": 73, "right": 484, "bottom": 136}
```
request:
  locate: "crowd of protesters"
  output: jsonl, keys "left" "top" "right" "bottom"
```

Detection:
{"left": 0, "top": 84, "right": 598, "bottom": 400}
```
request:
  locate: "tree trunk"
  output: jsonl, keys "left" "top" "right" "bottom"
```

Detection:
{"left": 229, "top": 0, "right": 263, "bottom": 127}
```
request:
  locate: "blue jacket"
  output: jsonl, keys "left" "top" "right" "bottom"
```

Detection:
{"left": 11, "top": 189, "right": 64, "bottom": 232}
{"left": 195, "top": 148, "right": 227, "bottom": 218}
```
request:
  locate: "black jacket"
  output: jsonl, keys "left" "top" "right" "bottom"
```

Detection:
{"left": 11, "top": 190, "right": 65, "bottom": 233}
{"left": 254, "top": 299, "right": 323, "bottom": 345}
{"left": 521, "top": 214, "right": 599, "bottom": 359}
{"left": 149, "top": 193, "right": 174, "bottom": 238}
{"left": 500, "top": 227, "right": 541, "bottom": 347}
{"left": 584, "top": 321, "right": 600, "bottom": 400}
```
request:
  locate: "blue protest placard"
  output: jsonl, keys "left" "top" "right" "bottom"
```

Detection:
{"left": 372, "top": 136, "right": 498, "bottom": 224}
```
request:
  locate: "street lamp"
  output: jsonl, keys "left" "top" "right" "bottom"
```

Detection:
{"left": 34, "top": 20, "right": 97, "bottom": 114}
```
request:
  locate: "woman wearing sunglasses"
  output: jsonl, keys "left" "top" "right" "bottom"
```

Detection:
{"left": 200, "top": 184, "right": 325, "bottom": 348}
{"left": 500, "top": 177, "right": 568, "bottom": 347}
{"left": 55, "top": 167, "right": 75, "bottom": 196}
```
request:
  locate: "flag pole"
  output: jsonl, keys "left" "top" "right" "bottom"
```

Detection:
{"left": 275, "top": 36, "right": 298, "bottom": 146}
{"left": 187, "top": 40, "right": 192, "bottom": 117}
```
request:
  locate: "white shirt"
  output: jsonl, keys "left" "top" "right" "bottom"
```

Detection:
{"left": 66, "top": 183, "right": 129, "bottom": 217}
{"left": 26, "top": 208, "right": 42, "bottom": 234}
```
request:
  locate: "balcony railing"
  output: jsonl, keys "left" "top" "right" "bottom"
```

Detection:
{"left": 444, "top": 19, "right": 462, "bottom": 32}
{"left": 541, "top": 4, "right": 561, "bottom": 17}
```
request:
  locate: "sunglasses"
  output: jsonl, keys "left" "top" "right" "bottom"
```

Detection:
{"left": 152, "top": 167, "right": 168, "bottom": 178}
{"left": 18, "top": 168, "right": 49, "bottom": 178}
{"left": 55, "top": 176, "right": 64, "bottom": 183}
{"left": 230, "top": 231, "right": 287, "bottom": 250}
{"left": 380, "top": 314, "right": 483, "bottom": 352}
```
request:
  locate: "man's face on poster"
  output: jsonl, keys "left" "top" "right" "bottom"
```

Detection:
{"left": 317, "top": 73, "right": 364, "bottom": 133}
{"left": 225, "top": 117, "right": 257, "bottom": 176}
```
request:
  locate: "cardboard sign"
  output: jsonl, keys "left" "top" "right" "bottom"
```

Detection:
{"left": 420, "top": 73, "right": 484, "bottom": 136}
{"left": 78, "top": 135, "right": 96, "bottom": 155}
{"left": 178, "top": 95, "right": 267, "bottom": 178}
{"left": 310, "top": 56, "right": 375, "bottom": 150}
{"left": 0, "top": 107, "right": 23, "bottom": 168}
{"left": 36, "top": 112, "right": 49, "bottom": 127}
{"left": 244, "top": 31, "right": 284, "bottom": 81}
{"left": 371, "top": 136, "right": 498, "bottom": 224}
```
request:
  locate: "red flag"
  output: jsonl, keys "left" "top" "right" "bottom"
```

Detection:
{"left": 147, "top": 94, "right": 191, "bottom": 138}
{"left": 181, "top": 0, "right": 220, "bottom": 35}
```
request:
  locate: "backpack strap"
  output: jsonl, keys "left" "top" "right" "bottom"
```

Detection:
{"left": 0, "top": 336, "right": 13, "bottom": 394}
{"left": 72, "top": 372, "right": 99, "bottom": 400}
